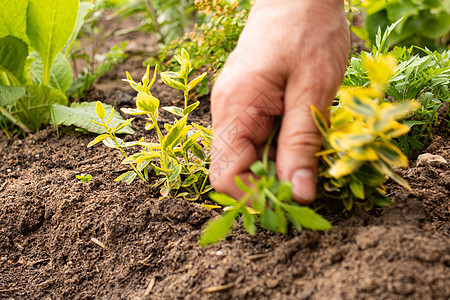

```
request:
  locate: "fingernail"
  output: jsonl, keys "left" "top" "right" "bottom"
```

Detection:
{"left": 291, "top": 169, "right": 316, "bottom": 203}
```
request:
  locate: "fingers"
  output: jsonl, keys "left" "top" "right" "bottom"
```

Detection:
{"left": 210, "top": 52, "right": 283, "bottom": 199}
{"left": 276, "top": 61, "right": 345, "bottom": 204}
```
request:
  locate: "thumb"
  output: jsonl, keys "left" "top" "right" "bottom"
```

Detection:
{"left": 276, "top": 82, "right": 333, "bottom": 204}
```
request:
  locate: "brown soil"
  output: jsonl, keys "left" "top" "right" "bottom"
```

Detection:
{"left": 1, "top": 11, "right": 449, "bottom": 300}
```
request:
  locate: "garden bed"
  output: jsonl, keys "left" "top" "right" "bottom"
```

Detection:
{"left": 1, "top": 14, "right": 449, "bottom": 300}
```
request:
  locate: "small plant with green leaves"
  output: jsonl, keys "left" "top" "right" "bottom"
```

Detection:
{"left": 200, "top": 54, "right": 418, "bottom": 246}
{"left": 199, "top": 128, "right": 332, "bottom": 246}
{"left": 76, "top": 173, "right": 93, "bottom": 183}
{"left": 88, "top": 49, "right": 212, "bottom": 201}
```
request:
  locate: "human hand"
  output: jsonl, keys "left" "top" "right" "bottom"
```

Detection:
{"left": 210, "top": 0, "right": 350, "bottom": 204}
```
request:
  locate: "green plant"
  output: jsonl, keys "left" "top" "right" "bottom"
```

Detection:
{"left": 76, "top": 173, "right": 93, "bottom": 183}
{"left": 113, "top": 0, "right": 198, "bottom": 45}
{"left": 315, "top": 54, "right": 419, "bottom": 211}
{"left": 351, "top": 0, "right": 450, "bottom": 51}
{"left": 88, "top": 49, "right": 211, "bottom": 200}
{"left": 200, "top": 54, "right": 418, "bottom": 245}
{"left": 344, "top": 22, "right": 450, "bottom": 154}
{"left": 146, "top": 0, "right": 251, "bottom": 75}
{"left": 67, "top": 42, "right": 129, "bottom": 98}
{"left": 0, "top": 0, "right": 94, "bottom": 136}
{"left": 199, "top": 128, "right": 332, "bottom": 247}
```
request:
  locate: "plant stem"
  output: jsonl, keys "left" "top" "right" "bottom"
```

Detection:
{"left": 111, "top": 134, "right": 147, "bottom": 182}
{"left": 263, "top": 122, "right": 280, "bottom": 170}
{"left": 143, "top": 0, "right": 164, "bottom": 44}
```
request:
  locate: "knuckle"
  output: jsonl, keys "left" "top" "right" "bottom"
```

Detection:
{"left": 280, "top": 129, "right": 322, "bottom": 153}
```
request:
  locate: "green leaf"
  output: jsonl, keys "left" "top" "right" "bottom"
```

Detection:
{"left": 234, "top": 176, "right": 253, "bottom": 193}
{"left": 182, "top": 174, "right": 198, "bottom": 187}
{"left": 136, "top": 92, "right": 159, "bottom": 114}
{"left": 160, "top": 73, "right": 186, "bottom": 90}
{"left": 283, "top": 205, "right": 332, "bottom": 231}
{"left": 115, "top": 171, "right": 137, "bottom": 185}
{"left": 63, "top": 1, "right": 94, "bottom": 54}
{"left": 95, "top": 101, "right": 105, "bottom": 120}
{"left": 187, "top": 72, "right": 207, "bottom": 91}
{"left": 162, "top": 106, "right": 184, "bottom": 116}
{"left": 250, "top": 161, "right": 266, "bottom": 177}
{"left": 343, "top": 196, "right": 353, "bottom": 211}
{"left": 0, "top": 0, "right": 28, "bottom": 41}
{"left": 260, "top": 209, "right": 277, "bottom": 231}
{"left": 162, "top": 115, "right": 188, "bottom": 149}
{"left": 179, "top": 58, "right": 192, "bottom": 79}
{"left": 168, "top": 165, "right": 182, "bottom": 182}
{"left": 241, "top": 206, "right": 256, "bottom": 235}
{"left": 0, "top": 35, "right": 28, "bottom": 84}
{"left": 209, "top": 192, "right": 238, "bottom": 206}
{"left": 52, "top": 102, "right": 134, "bottom": 134}
{"left": 0, "top": 85, "right": 26, "bottom": 106}
{"left": 199, "top": 209, "right": 239, "bottom": 247}
{"left": 181, "top": 131, "right": 201, "bottom": 153}
{"left": 30, "top": 52, "right": 73, "bottom": 94}
{"left": 181, "top": 48, "right": 190, "bottom": 60}
{"left": 182, "top": 101, "right": 199, "bottom": 116}
{"left": 190, "top": 142, "right": 206, "bottom": 160}
{"left": 274, "top": 204, "right": 287, "bottom": 234}
{"left": 311, "top": 105, "right": 328, "bottom": 137}
{"left": 27, "top": 0, "right": 79, "bottom": 86}
{"left": 276, "top": 181, "right": 293, "bottom": 202}
{"left": 374, "top": 142, "right": 408, "bottom": 167}
{"left": 349, "top": 178, "right": 365, "bottom": 199}
{"left": 121, "top": 108, "right": 148, "bottom": 115}
{"left": 13, "top": 84, "right": 67, "bottom": 132}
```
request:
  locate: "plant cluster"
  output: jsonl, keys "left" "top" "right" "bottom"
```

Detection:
{"left": 348, "top": 0, "right": 450, "bottom": 51}
{"left": 146, "top": 0, "right": 252, "bottom": 76}
{"left": 200, "top": 54, "right": 418, "bottom": 245}
{"left": 315, "top": 54, "right": 419, "bottom": 211}
{"left": 344, "top": 21, "right": 450, "bottom": 154}
{"left": 0, "top": 0, "right": 80, "bottom": 136}
{"left": 113, "top": 0, "right": 198, "bottom": 45}
{"left": 89, "top": 49, "right": 212, "bottom": 201}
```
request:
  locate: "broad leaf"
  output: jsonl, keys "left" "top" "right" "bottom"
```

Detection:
{"left": 30, "top": 52, "right": 74, "bottom": 94}
{"left": 63, "top": 1, "right": 94, "bottom": 54}
{"left": 209, "top": 192, "right": 238, "bottom": 206}
{"left": 0, "top": 85, "right": 26, "bottom": 106}
{"left": 52, "top": 102, "right": 134, "bottom": 134}
{"left": 27, "top": 0, "right": 79, "bottom": 85}
{"left": 13, "top": 85, "right": 67, "bottom": 131}
{"left": 0, "top": 0, "right": 28, "bottom": 42}
{"left": 0, "top": 35, "right": 28, "bottom": 84}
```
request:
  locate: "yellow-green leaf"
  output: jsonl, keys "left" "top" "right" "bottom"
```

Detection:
{"left": 187, "top": 72, "right": 207, "bottom": 91}
{"left": 136, "top": 92, "right": 159, "bottom": 114}
{"left": 95, "top": 101, "right": 105, "bottom": 120}
{"left": 87, "top": 133, "right": 109, "bottom": 147}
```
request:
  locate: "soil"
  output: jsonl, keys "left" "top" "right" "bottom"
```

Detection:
{"left": 1, "top": 10, "right": 449, "bottom": 300}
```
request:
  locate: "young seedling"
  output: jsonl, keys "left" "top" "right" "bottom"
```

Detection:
{"left": 76, "top": 173, "right": 93, "bottom": 183}
{"left": 88, "top": 48, "right": 212, "bottom": 201}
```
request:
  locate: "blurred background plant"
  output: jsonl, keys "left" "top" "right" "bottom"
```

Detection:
{"left": 346, "top": 0, "right": 450, "bottom": 51}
